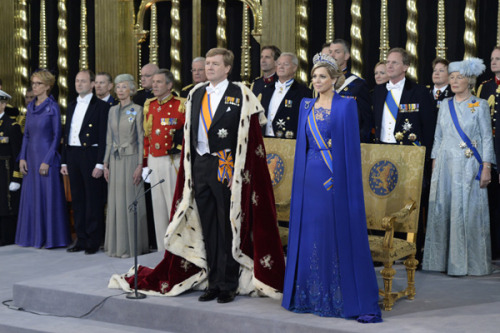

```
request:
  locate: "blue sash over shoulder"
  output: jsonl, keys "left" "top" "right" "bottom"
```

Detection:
{"left": 448, "top": 99, "right": 482, "bottom": 180}
{"left": 307, "top": 106, "right": 333, "bottom": 191}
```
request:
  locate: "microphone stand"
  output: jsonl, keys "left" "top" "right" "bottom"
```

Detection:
{"left": 125, "top": 169, "right": 162, "bottom": 300}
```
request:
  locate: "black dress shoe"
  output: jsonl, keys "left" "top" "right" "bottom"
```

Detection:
{"left": 198, "top": 289, "right": 220, "bottom": 302}
{"left": 67, "top": 245, "right": 84, "bottom": 253}
{"left": 217, "top": 291, "right": 236, "bottom": 304}
{"left": 85, "top": 248, "right": 98, "bottom": 255}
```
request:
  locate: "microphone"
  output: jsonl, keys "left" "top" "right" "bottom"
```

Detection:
{"left": 142, "top": 168, "right": 153, "bottom": 184}
{"left": 129, "top": 178, "right": 165, "bottom": 211}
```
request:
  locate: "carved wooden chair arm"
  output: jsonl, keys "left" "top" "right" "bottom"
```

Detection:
{"left": 380, "top": 201, "right": 416, "bottom": 249}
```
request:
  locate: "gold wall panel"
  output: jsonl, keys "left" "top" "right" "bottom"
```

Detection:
{"left": 95, "top": 0, "right": 137, "bottom": 82}
{"left": 0, "top": 2, "right": 17, "bottom": 105}
{"left": 261, "top": 0, "right": 295, "bottom": 55}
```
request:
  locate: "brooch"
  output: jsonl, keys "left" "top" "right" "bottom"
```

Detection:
{"left": 276, "top": 119, "right": 286, "bottom": 130}
{"left": 468, "top": 100, "right": 479, "bottom": 113}
{"left": 304, "top": 100, "right": 311, "bottom": 109}
{"left": 402, "top": 119, "right": 412, "bottom": 132}
{"left": 217, "top": 128, "right": 228, "bottom": 138}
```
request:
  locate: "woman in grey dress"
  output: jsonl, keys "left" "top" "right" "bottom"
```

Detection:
{"left": 423, "top": 58, "right": 494, "bottom": 276}
{"left": 104, "top": 74, "right": 148, "bottom": 258}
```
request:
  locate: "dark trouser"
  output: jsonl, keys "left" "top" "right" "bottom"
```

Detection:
{"left": 0, "top": 216, "right": 17, "bottom": 245}
{"left": 488, "top": 168, "right": 500, "bottom": 260}
{"left": 67, "top": 146, "right": 106, "bottom": 251}
{"left": 193, "top": 153, "right": 239, "bottom": 292}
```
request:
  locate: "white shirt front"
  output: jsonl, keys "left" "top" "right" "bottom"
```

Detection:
{"left": 381, "top": 78, "right": 405, "bottom": 143}
{"left": 196, "top": 79, "right": 229, "bottom": 155}
{"left": 100, "top": 94, "right": 111, "bottom": 103}
{"left": 69, "top": 93, "right": 93, "bottom": 146}
{"left": 265, "top": 79, "right": 293, "bottom": 136}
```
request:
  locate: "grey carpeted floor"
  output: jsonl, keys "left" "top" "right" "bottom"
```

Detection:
{"left": 1, "top": 245, "right": 499, "bottom": 333}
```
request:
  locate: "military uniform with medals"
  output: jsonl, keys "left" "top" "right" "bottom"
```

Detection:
{"left": 251, "top": 72, "right": 278, "bottom": 101}
{"left": 477, "top": 77, "right": 500, "bottom": 259}
{"left": 0, "top": 93, "right": 23, "bottom": 245}
{"left": 428, "top": 84, "right": 453, "bottom": 113}
{"left": 338, "top": 70, "right": 373, "bottom": 143}
{"left": 143, "top": 94, "right": 185, "bottom": 251}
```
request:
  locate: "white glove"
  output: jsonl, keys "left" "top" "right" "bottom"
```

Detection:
{"left": 142, "top": 167, "right": 152, "bottom": 183}
{"left": 9, "top": 182, "right": 21, "bottom": 191}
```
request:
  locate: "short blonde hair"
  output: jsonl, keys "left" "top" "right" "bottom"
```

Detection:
{"left": 206, "top": 48, "right": 234, "bottom": 73}
{"left": 31, "top": 69, "right": 56, "bottom": 93}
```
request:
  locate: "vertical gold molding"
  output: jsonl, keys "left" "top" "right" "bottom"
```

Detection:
{"left": 464, "top": 0, "right": 477, "bottom": 59}
{"left": 217, "top": 0, "right": 227, "bottom": 48}
{"left": 14, "top": 1, "right": 29, "bottom": 112}
{"left": 405, "top": 0, "right": 418, "bottom": 82}
{"left": 149, "top": 3, "right": 159, "bottom": 65}
{"left": 57, "top": 0, "right": 68, "bottom": 114}
{"left": 39, "top": 0, "right": 48, "bottom": 68}
{"left": 436, "top": 0, "right": 446, "bottom": 58}
{"left": 192, "top": 0, "right": 202, "bottom": 58}
{"left": 380, "top": 0, "right": 389, "bottom": 61}
{"left": 326, "top": 0, "right": 334, "bottom": 42}
{"left": 295, "top": 0, "right": 308, "bottom": 85}
{"left": 241, "top": 0, "right": 263, "bottom": 44}
{"left": 170, "top": 0, "right": 181, "bottom": 90}
{"left": 240, "top": 4, "right": 251, "bottom": 86}
{"left": 79, "top": 0, "right": 89, "bottom": 70}
{"left": 498, "top": 0, "right": 500, "bottom": 46}
{"left": 95, "top": 0, "right": 136, "bottom": 86}
{"left": 350, "top": 0, "right": 363, "bottom": 78}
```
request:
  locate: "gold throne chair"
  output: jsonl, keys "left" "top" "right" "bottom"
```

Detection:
{"left": 263, "top": 138, "right": 297, "bottom": 247}
{"left": 360, "top": 143, "right": 425, "bottom": 311}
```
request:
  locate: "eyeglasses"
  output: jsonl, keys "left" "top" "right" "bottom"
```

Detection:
{"left": 31, "top": 81, "right": 45, "bottom": 87}
{"left": 191, "top": 69, "right": 205, "bottom": 73}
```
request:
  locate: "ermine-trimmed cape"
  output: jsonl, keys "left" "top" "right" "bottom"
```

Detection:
{"left": 109, "top": 82, "right": 285, "bottom": 298}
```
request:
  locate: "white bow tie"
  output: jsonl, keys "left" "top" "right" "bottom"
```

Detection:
{"left": 77, "top": 98, "right": 89, "bottom": 104}
{"left": 386, "top": 80, "right": 404, "bottom": 91}
{"left": 206, "top": 85, "right": 218, "bottom": 95}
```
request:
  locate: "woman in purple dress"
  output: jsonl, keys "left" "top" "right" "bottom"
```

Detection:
{"left": 16, "top": 70, "right": 70, "bottom": 248}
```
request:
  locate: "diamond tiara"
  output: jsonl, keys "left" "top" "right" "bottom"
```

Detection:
{"left": 312, "top": 53, "right": 338, "bottom": 70}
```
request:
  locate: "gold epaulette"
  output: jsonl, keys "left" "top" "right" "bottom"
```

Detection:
{"left": 250, "top": 76, "right": 262, "bottom": 91}
{"left": 181, "top": 83, "right": 194, "bottom": 92}
{"left": 173, "top": 96, "right": 187, "bottom": 113}
{"left": 143, "top": 97, "right": 156, "bottom": 137}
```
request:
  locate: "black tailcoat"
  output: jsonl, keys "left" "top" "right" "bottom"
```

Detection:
{"left": 260, "top": 80, "right": 311, "bottom": 139}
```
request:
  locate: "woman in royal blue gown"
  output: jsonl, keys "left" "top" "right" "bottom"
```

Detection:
{"left": 16, "top": 69, "right": 70, "bottom": 248}
{"left": 282, "top": 54, "right": 382, "bottom": 323}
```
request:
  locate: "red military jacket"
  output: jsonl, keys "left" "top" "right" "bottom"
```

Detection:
{"left": 143, "top": 94, "right": 186, "bottom": 161}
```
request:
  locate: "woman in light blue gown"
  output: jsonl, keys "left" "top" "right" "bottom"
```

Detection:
{"left": 423, "top": 58, "right": 495, "bottom": 276}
